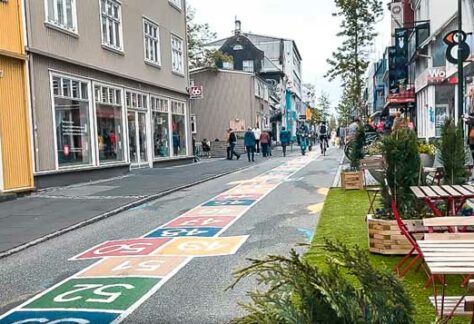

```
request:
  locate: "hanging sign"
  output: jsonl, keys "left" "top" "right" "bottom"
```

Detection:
{"left": 444, "top": 30, "right": 471, "bottom": 64}
{"left": 189, "top": 86, "right": 204, "bottom": 99}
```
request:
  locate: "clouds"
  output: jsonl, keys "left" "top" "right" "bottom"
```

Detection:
{"left": 188, "top": 0, "right": 390, "bottom": 108}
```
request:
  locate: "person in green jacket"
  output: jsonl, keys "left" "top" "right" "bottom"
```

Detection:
{"left": 280, "top": 127, "right": 291, "bottom": 157}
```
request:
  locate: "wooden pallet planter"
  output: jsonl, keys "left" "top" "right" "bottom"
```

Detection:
{"left": 367, "top": 215, "right": 424, "bottom": 255}
{"left": 341, "top": 171, "right": 364, "bottom": 190}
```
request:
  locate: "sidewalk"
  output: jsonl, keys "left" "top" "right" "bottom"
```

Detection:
{"left": 0, "top": 157, "right": 273, "bottom": 256}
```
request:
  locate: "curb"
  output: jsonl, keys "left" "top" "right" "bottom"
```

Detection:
{"left": 0, "top": 163, "right": 258, "bottom": 260}
{"left": 332, "top": 151, "right": 346, "bottom": 188}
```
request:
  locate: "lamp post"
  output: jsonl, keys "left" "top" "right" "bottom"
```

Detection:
{"left": 458, "top": 0, "right": 464, "bottom": 122}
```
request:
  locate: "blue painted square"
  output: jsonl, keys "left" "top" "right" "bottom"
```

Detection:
{"left": 203, "top": 199, "right": 255, "bottom": 207}
{"left": 0, "top": 310, "right": 120, "bottom": 324}
{"left": 145, "top": 227, "right": 221, "bottom": 238}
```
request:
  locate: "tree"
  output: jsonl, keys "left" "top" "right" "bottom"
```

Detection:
{"left": 329, "top": 115, "right": 337, "bottom": 131}
{"left": 336, "top": 87, "right": 354, "bottom": 127}
{"left": 439, "top": 119, "right": 468, "bottom": 185}
{"left": 187, "top": 5, "right": 232, "bottom": 69}
{"left": 318, "top": 91, "right": 331, "bottom": 122}
{"left": 325, "top": 0, "right": 383, "bottom": 118}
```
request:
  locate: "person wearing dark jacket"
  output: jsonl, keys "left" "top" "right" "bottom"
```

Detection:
{"left": 280, "top": 127, "right": 291, "bottom": 157}
{"left": 227, "top": 128, "right": 240, "bottom": 160}
{"left": 244, "top": 127, "right": 256, "bottom": 162}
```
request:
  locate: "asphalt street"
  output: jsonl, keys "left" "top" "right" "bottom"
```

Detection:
{"left": 0, "top": 148, "right": 342, "bottom": 324}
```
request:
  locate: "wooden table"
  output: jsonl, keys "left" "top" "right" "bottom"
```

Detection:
{"left": 419, "top": 240, "right": 474, "bottom": 320}
{"left": 410, "top": 185, "right": 474, "bottom": 216}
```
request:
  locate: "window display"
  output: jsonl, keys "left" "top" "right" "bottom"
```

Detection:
{"left": 53, "top": 75, "right": 91, "bottom": 167}
{"left": 151, "top": 97, "right": 170, "bottom": 158}
{"left": 171, "top": 100, "right": 187, "bottom": 156}
{"left": 95, "top": 85, "right": 124, "bottom": 163}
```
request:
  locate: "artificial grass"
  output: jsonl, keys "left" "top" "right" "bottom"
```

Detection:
{"left": 306, "top": 188, "right": 469, "bottom": 324}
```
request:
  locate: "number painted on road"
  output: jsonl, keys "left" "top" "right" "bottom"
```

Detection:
{"left": 12, "top": 319, "right": 90, "bottom": 324}
{"left": 94, "top": 243, "right": 153, "bottom": 255}
{"left": 53, "top": 284, "right": 134, "bottom": 303}
{"left": 111, "top": 260, "right": 166, "bottom": 272}
{"left": 177, "top": 241, "right": 228, "bottom": 252}
{"left": 153, "top": 236, "right": 249, "bottom": 257}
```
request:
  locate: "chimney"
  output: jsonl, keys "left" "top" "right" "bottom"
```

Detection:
{"left": 235, "top": 17, "right": 241, "bottom": 35}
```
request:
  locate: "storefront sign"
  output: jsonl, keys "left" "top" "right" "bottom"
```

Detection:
{"left": 189, "top": 86, "right": 203, "bottom": 99}
{"left": 427, "top": 67, "right": 447, "bottom": 84}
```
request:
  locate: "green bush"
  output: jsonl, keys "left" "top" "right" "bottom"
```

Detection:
{"left": 229, "top": 240, "right": 414, "bottom": 324}
{"left": 349, "top": 125, "right": 365, "bottom": 170}
{"left": 439, "top": 119, "right": 467, "bottom": 185}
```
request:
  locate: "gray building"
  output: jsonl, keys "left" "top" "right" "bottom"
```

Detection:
{"left": 190, "top": 68, "right": 270, "bottom": 142}
{"left": 25, "top": 0, "right": 191, "bottom": 188}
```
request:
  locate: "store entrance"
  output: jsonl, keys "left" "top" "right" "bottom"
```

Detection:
{"left": 128, "top": 110, "right": 149, "bottom": 168}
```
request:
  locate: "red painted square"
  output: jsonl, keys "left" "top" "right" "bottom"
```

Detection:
{"left": 164, "top": 216, "right": 235, "bottom": 228}
{"left": 72, "top": 238, "right": 171, "bottom": 260}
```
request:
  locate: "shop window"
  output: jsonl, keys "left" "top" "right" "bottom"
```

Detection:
{"left": 151, "top": 96, "right": 170, "bottom": 158}
{"left": 171, "top": 101, "right": 187, "bottom": 156}
{"left": 52, "top": 75, "right": 91, "bottom": 167}
{"left": 95, "top": 84, "right": 124, "bottom": 163}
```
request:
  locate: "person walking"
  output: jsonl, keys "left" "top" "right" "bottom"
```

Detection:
{"left": 244, "top": 127, "right": 256, "bottom": 162}
{"left": 260, "top": 130, "right": 271, "bottom": 157}
{"left": 227, "top": 128, "right": 240, "bottom": 160}
{"left": 253, "top": 126, "right": 262, "bottom": 154}
{"left": 280, "top": 126, "right": 291, "bottom": 157}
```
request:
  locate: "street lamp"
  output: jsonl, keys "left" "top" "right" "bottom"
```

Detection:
{"left": 457, "top": 0, "right": 464, "bottom": 122}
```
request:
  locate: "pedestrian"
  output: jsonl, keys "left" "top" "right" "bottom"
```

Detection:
{"left": 244, "top": 127, "right": 256, "bottom": 162}
{"left": 280, "top": 126, "right": 291, "bottom": 157}
{"left": 347, "top": 117, "right": 360, "bottom": 142}
{"left": 227, "top": 128, "right": 240, "bottom": 160}
{"left": 260, "top": 130, "right": 271, "bottom": 157}
{"left": 253, "top": 126, "right": 262, "bottom": 154}
{"left": 392, "top": 112, "right": 406, "bottom": 131}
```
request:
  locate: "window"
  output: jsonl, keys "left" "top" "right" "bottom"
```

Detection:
{"left": 94, "top": 84, "right": 124, "bottom": 163}
{"left": 151, "top": 97, "right": 170, "bottom": 158}
{"left": 100, "top": 0, "right": 123, "bottom": 51}
{"left": 171, "top": 101, "right": 187, "bottom": 156}
{"left": 190, "top": 114, "right": 197, "bottom": 134}
{"left": 222, "top": 61, "right": 234, "bottom": 70}
{"left": 171, "top": 35, "right": 184, "bottom": 74}
{"left": 168, "top": 0, "right": 182, "bottom": 10}
{"left": 45, "top": 0, "right": 77, "bottom": 32}
{"left": 243, "top": 60, "right": 254, "bottom": 73}
{"left": 144, "top": 19, "right": 161, "bottom": 66}
{"left": 125, "top": 91, "right": 148, "bottom": 110}
{"left": 52, "top": 75, "right": 91, "bottom": 167}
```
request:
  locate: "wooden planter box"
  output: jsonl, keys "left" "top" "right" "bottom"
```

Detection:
{"left": 341, "top": 171, "right": 364, "bottom": 190}
{"left": 367, "top": 215, "right": 424, "bottom": 255}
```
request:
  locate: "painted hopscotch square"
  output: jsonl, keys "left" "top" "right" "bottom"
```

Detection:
{"left": 152, "top": 236, "right": 249, "bottom": 257}
{"left": 23, "top": 277, "right": 160, "bottom": 311}
{"left": 77, "top": 256, "right": 189, "bottom": 278}
{"left": 181, "top": 206, "right": 246, "bottom": 218}
{"left": 214, "top": 193, "right": 263, "bottom": 201}
{"left": 145, "top": 227, "right": 221, "bottom": 238}
{"left": 72, "top": 238, "right": 170, "bottom": 260}
{"left": 226, "top": 185, "right": 276, "bottom": 195}
{"left": 164, "top": 216, "right": 235, "bottom": 229}
{"left": 202, "top": 199, "right": 256, "bottom": 207}
{"left": 0, "top": 310, "right": 120, "bottom": 323}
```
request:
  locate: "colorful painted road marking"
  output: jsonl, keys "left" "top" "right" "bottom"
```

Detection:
{"left": 152, "top": 236, "right": 249, "bottom": 257}
{"left": 24, "top": 278, "right": 160, "bottom": 311}
{"left": 0, "top": 310, "right": 120, "bottom": 323}
{"left": 77, "top": 256, "right": 189, "bottom": 279}
{"left": 0, "top": 152, "right": 317, "bottom": 323}
{"left": 71, "top": 238, "right": 170, "bottom": 260}
{"left": 144, "top": 227, "right": 221, "bottom": 238}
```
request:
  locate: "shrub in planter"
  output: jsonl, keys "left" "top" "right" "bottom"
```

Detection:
{"left": 418, "top": 142, "right": 436, "bottom": 168}
{"left": 341, "top": 125, "right": 365, "bottom": 190}
{"left": 439, "top": 119, "right": 468, "bottom": 185}
{"left": 229, "top": 240, "right": 414, "bottom": 324}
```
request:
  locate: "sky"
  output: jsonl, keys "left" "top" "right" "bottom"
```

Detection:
{"left": 188, "top": 0, "right": 391, "bottom": 110}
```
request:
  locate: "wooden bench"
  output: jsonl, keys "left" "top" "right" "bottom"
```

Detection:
{"left": 423, "top": 217, "right": 474, "bottom": 233}
{"left": 429, "top": 296, "right": 474, "bottom": 316}
{"left": 425, "top": 233, "right": 474, "bottom": 240}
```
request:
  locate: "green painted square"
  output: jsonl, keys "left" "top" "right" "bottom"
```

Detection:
{"left": 25, "top": 277, "right": 160, "bottom": 311}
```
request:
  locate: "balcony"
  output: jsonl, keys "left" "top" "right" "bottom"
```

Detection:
{"left": 385, "top": 84, "right": 416, "bottom": 108}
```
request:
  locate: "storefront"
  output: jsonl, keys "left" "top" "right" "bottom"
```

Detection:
{"left": 31, "top": 57, "right": 191, "bottom": 188}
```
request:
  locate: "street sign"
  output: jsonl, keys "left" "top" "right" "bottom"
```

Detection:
{"left": 444, "top": 30, "right": 470, "bottom": 64}
{"left": 189, "top": 86, "right": 204, "bottom": 99}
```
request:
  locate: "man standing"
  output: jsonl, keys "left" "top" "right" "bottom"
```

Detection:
{"left": 244, "top": 127, "right": 256, "bottom": 162}
{"left": 280, "top": 127, "right": 291, "bottom": 157}
{"left": 253, "top": 126, "right": 262, "bottom": 154}
{"left": 227, "top": 128, "right": 240, "bottom": 160}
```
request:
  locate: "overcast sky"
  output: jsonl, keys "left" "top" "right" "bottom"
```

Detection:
{"left": 188, "top": 0, "right": 391, "bottom": 109}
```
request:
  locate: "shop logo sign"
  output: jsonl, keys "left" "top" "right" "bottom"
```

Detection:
{"left": 427, "top": 68, "right": 447, "bottom": 84}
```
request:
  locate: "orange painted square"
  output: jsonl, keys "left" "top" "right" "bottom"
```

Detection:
{"left": 153, "top": 236, "right": 249, "bottom": 257}
{"left": 77, "top": 256, "right": 188, "bottom": 278}
{"left": 181, "top": 206, "right": 246, "bottom": 218}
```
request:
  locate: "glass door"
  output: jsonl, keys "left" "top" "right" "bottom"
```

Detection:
{"left": 128, "top": 110, "right": 149, "bottom": 167}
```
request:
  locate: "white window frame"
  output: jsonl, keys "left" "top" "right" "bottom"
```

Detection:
{"left": 170, "top": 100, "right": 188, "bottom": 156}
{"left": 171, "top": 34, "right": 184, "bottom": 75}
{"left": 243, "top": 60, "right": 254, "bottom": 73}
{"left": 222, "top": 61, "right": 234, "bottom": 70}
{"left": 190, "top": 114, "right": 197, "bottom": 134}
{"left": 99, "top": 0, "right": 124, "bottom": 52}
{"left": 168, "top": 0, "right": 182, "bottom": 10}
{"left": 143, "top": 18, "right": 161, "bottom": 66}
{"left": 44, "top": 0, "right": 78, "bottom": 34}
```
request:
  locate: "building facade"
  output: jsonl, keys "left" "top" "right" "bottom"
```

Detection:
{"left": 190, "top": 68, "right": 270, "bottom": 143}
{"left": 0, "top": 0, "right": 35, "bottom": 193}
{"left": 24, "top": 0, "right": 191, "bottom": 188}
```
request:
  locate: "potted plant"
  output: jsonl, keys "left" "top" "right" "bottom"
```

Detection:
{"left": 418, "top": 142, "right": 436, "bottom": 168}
{"left": 368, "top": 128, "right": 426, "bottom": 255}
{"left": 341, "top": 124, "right": 365, "bottom": 190}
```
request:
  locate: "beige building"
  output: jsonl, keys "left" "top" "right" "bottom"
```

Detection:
{"left": 190, "top": 68, "right": 270, "bottom": 142}
{"left": 24, "top": 0, "right": 191, "bottom": 188}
